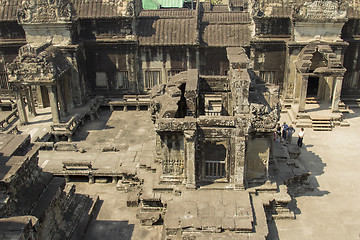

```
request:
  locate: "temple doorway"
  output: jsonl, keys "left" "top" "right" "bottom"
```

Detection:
{"left": 307, "top": 76, "right": 319, "bottom": 97}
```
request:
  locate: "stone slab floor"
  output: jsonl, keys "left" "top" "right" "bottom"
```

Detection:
{"left": 31, "top": 108, "right": 360, "bottom": 239}
{"left": 74, "top": 183, "right": 162, "bottom": 240}
{"left": 68, "top": 110, "right": 161, "bottom": 240}
{"left": 269, "top": 108, "right": 360, "bottom": 240}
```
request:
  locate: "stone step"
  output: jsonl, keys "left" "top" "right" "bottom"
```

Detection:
{"left": 312, "top": 117, "right": 331, "bottom": 121}
{"left": 312, "top": 123, "right": 332, "bottom": 127}
{"left": 286, "top": 107, "right": 297, "bottom": 125}
{"left": 53, "top": 193, "right": 91, "bottom": 240}
{"left": 312, "top": 120, "right": 331, "bottom": 124}
{"left": 30, "top": 177, "right": 66, "bottom": 220}
{"left": 305, "top": 97, "right": 319, "bottom": 104}
{"left": 340, "top": 121, "right": 350, "bottom": 127}
{"left": 313, "top": 127, "right": 332, "bottom": 131}
{"left": 69, "top": 195, "right": 100, "bottom": 240}
{"left": 295, "top": 121, "right": 312, "bottom": 128}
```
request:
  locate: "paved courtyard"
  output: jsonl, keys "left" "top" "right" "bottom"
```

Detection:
{"left": 271, "top": 108, "right": 360, "bottom": 240}
{"left": 29, "top": 107, "right": 360, "bottom": 239}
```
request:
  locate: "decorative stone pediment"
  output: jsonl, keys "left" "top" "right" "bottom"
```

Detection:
{"left": 293, "top": 0, "right": 348, "bottom": 21}
{"left": 6, "top": 43, "right": 70, "bottom": 84}
{"left": 18, "top": 0, "right": 75, "bottom": 24}
{"left": 295, "top": 42, "right": 346, "bottom": 75}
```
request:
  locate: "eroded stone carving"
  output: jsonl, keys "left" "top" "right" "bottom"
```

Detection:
{"left": 18, "top": 0, "right": 75, "bottom": 24}
{"left": 293, "top": 0, "right": 348, "bottom": 20}
{"left": 6, "top": 43, "right": 70, "bottom": 84}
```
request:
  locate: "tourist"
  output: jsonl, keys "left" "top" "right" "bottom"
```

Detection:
{"left": 274, "top": 131, "right": 280, "bottom": 142}
{"left": 282, "top": 122, "right": 289, "bottom": 140}
{"left": 297, "top": 128, "right": 305, "bottom": 148}
{"left": 287, "top": 125, "right": 295, "bottom": 144}
{"left": 276, "top": 123, "right": 281, "bottom": 137}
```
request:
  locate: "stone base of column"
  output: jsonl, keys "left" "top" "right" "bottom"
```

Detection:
{"left": 186, "top": 183, "right": 196, "bottom": 190}
{"left": 234, "top": 183, "right": 245, "bottom": 190}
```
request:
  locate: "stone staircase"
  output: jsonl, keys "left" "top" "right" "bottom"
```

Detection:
{"left": 311, "top": 117, "right": 332, "bottom": 131}
{"left": 305, "top": 97, "right": 319, "bottom": 104}
{"left": 341, "top": 97, "right": 360, "bottom": 108}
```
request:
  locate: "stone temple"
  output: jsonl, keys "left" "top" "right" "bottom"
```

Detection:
{"left": 0, "top": 0, "right": 358, "bottom": 239}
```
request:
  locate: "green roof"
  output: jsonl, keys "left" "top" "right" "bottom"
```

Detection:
{"left": 142, "top": 0, "right": 185, "bottom": 9}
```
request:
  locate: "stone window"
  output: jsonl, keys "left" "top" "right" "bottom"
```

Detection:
{"left": 116, "top": 71, "right": 129, "bottom": 89}
{"left": 144, "top": 70, "right": 161, "bottom": 89}
{"left": 204, "top": 140, "right": 227, "bottom": 179}
{"left": 167, "top": 69, "right": 183, "bottom": 82}
{"left": 260, "top": 71, "right": 276, "bottom": 84}
{"left": 95, "top": 72, "right": 108, "bottom": 88}
{"left": 0, "top": 72, "right": 9, "bottom": 90}
{"left": 162, "top": 134, "right": 184, "bottom": 176}
{"left": 204, "top": 94, "right": 222, "bottom": 116}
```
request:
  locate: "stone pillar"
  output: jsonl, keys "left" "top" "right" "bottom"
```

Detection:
{"left": 47, "top": 85, "right": 60, "bottom": 124}
{"left": 351, "top": 44, "right": 359, "bottom": 88}
{"left": 25, "top": 86, "right": 37, "bottom": 116}
{"left": 186, "top": 48, "right": 191, "bottom": 70}
{"left": 57, "top": 81, "right": 68, "bottom": 117}
{"left": 195, "top": 47, "right": 200, "bottom": 74}
{"left": 234, "top": 136, "right": 246, "bottom": 190}
{"left": 14, "top": 86, "right": 28, "bottom": 125}
{"left": 298, "top": 75, "right": 308, "bottom": 112}
{"left": 331, "top": 76, "right": 344, "bottom": 112}
{"left": 184, "top": 130, "right": 196, "bottom": 189}
{"left": 36, "top": 86, "right": 44, "bottom": 108}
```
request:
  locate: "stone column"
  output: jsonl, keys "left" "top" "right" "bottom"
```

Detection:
{"left": 47, "top": 85, "right": 60, "bottom": 124}
{"left": 234, "top": 136, "right": 246, "bottom": 190}
{"left": 186, "top": 48, "right": 191, "bottom": 70}
{"left": 36, "top": 86, "right": 44, "bottom": 108}
{"left": 14, "top": 86, "right": 28, "bottom": 125}
{"left": 57, "top": 81, "right": 68, "bottom": 117}
{"left": 195, "top": 47, "right": 200, "bottom": 74}
{"left": 25, "top": 86, "right": 37, "bottom": 116}
{"left": 298, "top": 75, "right": 308, "bottom": 112}
{"left": 331, "top": 76, "right": 344, "bottom": 112}
{"left": 184, "top": 130, "right": 196, "bottom": 189}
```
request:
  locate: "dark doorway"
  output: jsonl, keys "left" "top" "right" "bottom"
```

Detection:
{"left": 307, "top": 76, "right": 319, "bottom": 97}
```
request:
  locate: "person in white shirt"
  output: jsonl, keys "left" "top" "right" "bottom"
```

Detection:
{"left": 297, "top": 128, "right": 305, "bottom": 148}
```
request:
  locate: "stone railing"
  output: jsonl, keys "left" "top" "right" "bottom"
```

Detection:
{"left": 0, "top": 108, "right": 18, "bottom": 131}
{"left": 51, "top": 97, "right": 103, "bottom": 142}
{"left": 51, "top": 114, "right": 81, "bottom": 141}
{"left": 109, "top": 95, "right": 151, "bottom": 111}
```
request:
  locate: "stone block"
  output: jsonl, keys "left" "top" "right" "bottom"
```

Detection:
{"left": 234, "top": 217, "right": 253, "bottom": 232}
{"left": 127, "top": 191, "right": 140, "bottom": 207}
{"left": 221, "top": 217, "right": 235, "bottom": 230}
{"left": 138, "top": 212, "right": 161, "bottom": 226}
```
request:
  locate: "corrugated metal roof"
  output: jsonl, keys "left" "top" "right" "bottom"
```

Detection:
{"left": 142, "top": 0, "right": 185, "bottom": 10}
{"left": 158, "top": 0, "right": 184, "bottom": 8}
{"left": 200, "top": 23, "right": 250, "bottom": 47}
{"left": 138, "top": 17, "right": 197, "bottom": 45}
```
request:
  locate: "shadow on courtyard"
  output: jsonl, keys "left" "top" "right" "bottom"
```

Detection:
{"left": 73, "top": 109, "right": 114, "bottom": 141}
{"left": 267, "top": 138, "right": 329, "bottom": 240}
{"left": 83, "top": 199, "right": 135, "bottom": 240}
{"left": 84, "top": 220, "right": 134, "bottom": 240}
{"left": 297, "top": 140, "right": 329, "bottom": 197}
